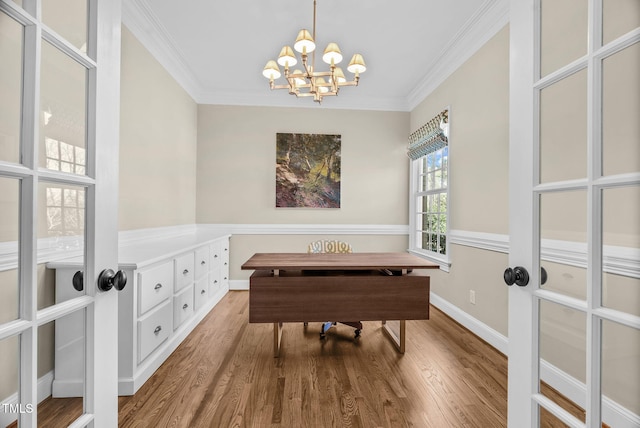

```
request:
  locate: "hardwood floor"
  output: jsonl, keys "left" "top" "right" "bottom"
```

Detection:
{"left": 26, "top": 291, "right": 590, "bottom": 427}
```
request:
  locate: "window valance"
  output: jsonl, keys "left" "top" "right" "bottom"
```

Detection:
{"left": 407, "top": 110, "right": 448, "bottom": 160}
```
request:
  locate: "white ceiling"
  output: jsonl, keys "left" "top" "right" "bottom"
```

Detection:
{"left": 122, "top": 0, "right": 509, "bottom": 111}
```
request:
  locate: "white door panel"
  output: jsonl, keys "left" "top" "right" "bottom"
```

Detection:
{"left": 0, "top": 0, "right": 121, "bottom": 426}
{"left": 508, "top": 0, "right": 640, "bottom": 427}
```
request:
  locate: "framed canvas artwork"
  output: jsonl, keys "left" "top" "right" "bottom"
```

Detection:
{"left": 276, "top": 133, "right": 341, "bottom": 208}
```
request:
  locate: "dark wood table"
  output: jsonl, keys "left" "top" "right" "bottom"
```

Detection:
{"left": 241, "top": 252, "right": 438, "bottom": 356}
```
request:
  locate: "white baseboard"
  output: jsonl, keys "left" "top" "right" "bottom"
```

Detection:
{"left": 229, "top": 279, "right": 249, "bottom": 291}
{"left": 429, "top": 291, "right": 509, "bottom": 354}
{"left": 0, "top": 370, "right": 53, "bottom": 427}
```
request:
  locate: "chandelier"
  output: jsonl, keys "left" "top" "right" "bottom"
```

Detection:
{"left": 261, "top": 0, "right": 367, "bottom": 104}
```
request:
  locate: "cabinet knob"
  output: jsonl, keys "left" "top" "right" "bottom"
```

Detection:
{"left": 201, "top": 260, "right": 206, "bottom": 265}
{"left": 183, "top": 303, "right": 189, "bottom": 310}
{"left": 183, "top": 269, "right": 189, "bottom": 275}
{"left": 98, "top": 269, "right": 127, "bottom": 292}
{"left": 154, "top": 326, "right": 162, "bottom": 335}
{"left": 154, "top": 283, "right": 163, "bottom": 290}
{"left": 201, "top": 289, "right": 206, "bottom": 295}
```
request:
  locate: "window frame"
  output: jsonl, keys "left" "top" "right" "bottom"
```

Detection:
{"left": 408, "top": 108, "right": 451, "bottom": 272}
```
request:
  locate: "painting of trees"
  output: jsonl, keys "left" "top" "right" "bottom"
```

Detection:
{"left": 276, "top": 133, "right": 341, "bottom": 208}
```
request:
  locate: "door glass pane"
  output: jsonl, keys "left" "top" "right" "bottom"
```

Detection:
{"left": 42, "top": 0, "right": 88, "bottom": 53}
{"left": 40, "top": 311, "right": 86, "bottom": 426}
{"left": 38, "top": 182, "right": 86, "bottom": 309}
{"left": 540, "top": 0, "right": 588, "bottom": 77}
{"left": 0, "top": 335, "right": 21, "bottom": 425}
{"left": 602, "top": 185, "right": 640, "bottom": 317}
{"left": 540, "top": 191, "right": 587, "bottom": 299}
{"left": 0, "top": 177, "right": 20, "bottom": 323}
{"left": 539, "top": 69, "right": 587, "bottom": 183}
{"left": 602, "top": 319, "right": 640, "bottom": 420}
{"left": 0, "top": 11, "right": 23, "bottom": 165}
{"left": 602, "top": 42, "right": 640, "bottom": 177}
{"left": 540, "top": 406, "right": 583, "bottom": 427}
{"left": 539, "top": 299, "right": 587, "bottom": 421}
{"left": 603, "top": 0, "right": 640, "bottom": 45}
{"left": 40, "top": 41, "right": 87, "bottom": 173}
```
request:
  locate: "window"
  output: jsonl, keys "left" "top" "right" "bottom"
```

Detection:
{"left": 408, "top": 109, "right": 450, "bottom": 269}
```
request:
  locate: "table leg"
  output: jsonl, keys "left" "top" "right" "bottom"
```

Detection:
{"left": 382, "top": 320, "right": 406, "bottom": 354}
{"left": 273, "top": 322, "right": 283, "bottom": 357}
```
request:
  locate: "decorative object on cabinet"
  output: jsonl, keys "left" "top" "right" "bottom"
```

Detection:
{"left": 48, "top": 232, "right": 231, "bottom": 396}
{"left": 276, "top": 132, "right": 341, "bottom": 208}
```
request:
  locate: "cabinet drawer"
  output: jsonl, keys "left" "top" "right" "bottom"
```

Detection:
{"left": 174, "top": 253, "right": 194, "bottom": 292}
{"left": 210, "top": 241, "right": 222, "bottom": 267}
{"left": 194, "top": 275, "right": 209, "bottom": 311}
{"left": 194, "top": 246, "right": 210, "bottom": 280}
{"left": 210, "top": 267, "right": 221, "bottom": 295}
{"left": 138, "top": 301, "right": 172, "bottom": 364}
{"left": 138, "top": 261, "right": 173, "bottom": 316}
{"left": 174, "top": 284, "right": 194, "bottom": 330}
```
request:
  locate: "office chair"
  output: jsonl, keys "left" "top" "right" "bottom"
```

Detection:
{"left": 306, "top": 240, "right": 363, "bottom": 339}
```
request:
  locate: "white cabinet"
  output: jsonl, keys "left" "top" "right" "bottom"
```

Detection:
{"left": 50, "top": 232, "right": 231, "bottom": 396}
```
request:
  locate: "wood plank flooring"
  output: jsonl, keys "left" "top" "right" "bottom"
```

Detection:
{"left": 22, "top": 291, "right": 590, "bottom": 427}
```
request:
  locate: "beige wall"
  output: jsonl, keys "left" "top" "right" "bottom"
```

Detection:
{"left": 196, "top": 105, "right": 409, "bottom": 224}
{"left": 196, "top": 105, "right": 411, "bottom": 280}
{"left": 118, "top": 25, "right": 198, "bottom": 231}
{"left": 411, "top": 26, "right": 511, "bottom": 336}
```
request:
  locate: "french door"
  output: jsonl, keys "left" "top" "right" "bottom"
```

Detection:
{"left": 0, "top": 0, "right": 121, "bottom": 426}
{"left": 508, "top": 0, "right": 640, "bottom": 426}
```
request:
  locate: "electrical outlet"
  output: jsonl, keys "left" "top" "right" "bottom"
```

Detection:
{"left": 469, "top": 290, "right": 476, "bottom": 305}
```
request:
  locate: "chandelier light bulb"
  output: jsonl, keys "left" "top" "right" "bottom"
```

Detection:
{"left": 292, "top": 69, "right": 306, "bottom": 86}
{"left": 294, "top": 29, "right": 316, "bottom": 54}
{"left": 262, "top": 60, "right": 281, "bottom": 79}
{"left": 277, "top": 46, "right": 298, "bottom": 67}
{"left": 315, "top": 77, "right": 329, "bottom": 93}
{"left": 322, "top": 42, "right": 343, "bottom": 65}
{"left": 347, "top": 53, "right": 366, "bottom": 74}
{"left": 333, "top": 67, "right": 346, "bottom": 83}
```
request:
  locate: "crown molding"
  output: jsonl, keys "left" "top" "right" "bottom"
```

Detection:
{"left": 122, "top": 0, "right": 203, "bottom": 100}
{"left": 194, "top": 89, "right": 411, "bottom": 112}
{"left": 122, "top": 0, "right": 509, "bottom": 112}
{"left": 405, "top": 0, "right": 510, "bottom": 110}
